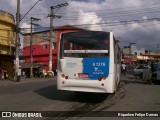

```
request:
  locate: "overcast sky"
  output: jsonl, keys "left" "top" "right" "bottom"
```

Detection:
{"left": 0, "top": 0, "right": 160, "bottom": 51}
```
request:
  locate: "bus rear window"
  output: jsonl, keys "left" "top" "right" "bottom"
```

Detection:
{"left": 60, "top": 31, "right": 110, "bottom": 58}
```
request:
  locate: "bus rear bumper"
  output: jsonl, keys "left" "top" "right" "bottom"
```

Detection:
{"left": 57, "top": 79, "right": 114, "bottom": 93}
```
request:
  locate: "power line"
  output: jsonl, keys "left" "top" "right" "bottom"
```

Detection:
{"left": 19, "top": 17, "right": 160, "bottom": 30}
{"left": 58, "top": 2, "right": 160, "bottom": 15}
{"left": 2, "top": 17, "right": 157, "bottom": 34}
{"left": 57, "top": 17, "right": 160, "bottom": 28}
{"left": 10, "top": 1, "right": 160, "bottom": 16}
{"left": 10, "top": 1, "right": 160, "bottom": 21}
{"left": 18, "top": 5, "right": 160, "bottom": 19}
{"left": 18, "top": 7, "right": 160, "bottom": 23}
{"left": 20, "top": 0, "right": 42, "bottom": 22}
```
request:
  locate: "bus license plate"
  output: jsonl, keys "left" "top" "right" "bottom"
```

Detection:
{"left": 78, "top": 73, "right": 89, "bottom": 78}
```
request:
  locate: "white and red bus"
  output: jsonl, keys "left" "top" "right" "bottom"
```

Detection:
{"left": 57, "top": 30, "right": 121, "bottom": 93}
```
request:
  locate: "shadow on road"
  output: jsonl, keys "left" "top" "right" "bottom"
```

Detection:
{"left": 121, "top": 79, "right": 146, "bottom": 84}
{"left": 121, "top": 77, "right": 160, "bottom": 85}
{"left": 34, "top": 85, "right": 109, "bottom": 103}
{"left": 121, "top": 74, "right": 147, "bottom": 85}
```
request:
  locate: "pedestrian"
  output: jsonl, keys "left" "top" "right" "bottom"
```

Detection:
{"left": 0, "top": 68, "right": 1, "bottom": 80}
{"left": 43, "top": 69, "right": 47, "bottom": 78}
{"left": 4, "top": 67, "right": 7, "bottom": 80}
{"left": 1, "top": 68, "right": 5, "bottom": 80}
{"left": 22, "top": 71, "right": 25, "bottom": 79}
{"left": 121, "top": 62, "right": 127, "bottom": 76}
{"left": 12, "top": 69, "right": 15, "bottom": 81}
{"left": 5, "top": 67, "right": 9, "bottom": 79}
{"left": 17, "top": 66, "right": 21, "bottom": 82}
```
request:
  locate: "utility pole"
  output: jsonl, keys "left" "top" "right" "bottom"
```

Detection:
{"left": 30, "top": 17, "right": 40, "bottom": 78}
{"left": 48, "top": 2, "right": 68, "bottom": 71}
{"left": 15, "top": 0, "right": 20, "bottom": 81}
{"left": 48, "top": 6, "right": 54, "bottom": 72}
{"left": 129, "top": 42, "right": 136, "bottom": 64}
{"left": 15, "top": 0, "right": 41, "bottom": 79}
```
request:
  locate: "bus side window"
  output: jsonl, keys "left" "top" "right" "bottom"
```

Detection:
{"left": 73, "top": 43, "right": 78, "bottom": 50}
{"left": 69, "top": 43, "right": 73, "bottom": 50}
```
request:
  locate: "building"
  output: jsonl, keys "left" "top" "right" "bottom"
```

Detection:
{"left": 121, "top": 45, "right": 159, "bottom": 64}
{"left": 0, "top": 10, "right": 15, "bottom": 78}
{"left": 23, "top": 25, "right": 82, "bottom": 72}
{"left": 122, "top": 45, "right": 146, "bottom": 64}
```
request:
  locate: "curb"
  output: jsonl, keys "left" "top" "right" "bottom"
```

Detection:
{"left": 0, "top": 77, "right": 56, "bottom": 86}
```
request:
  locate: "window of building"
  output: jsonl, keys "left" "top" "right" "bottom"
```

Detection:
{"left": 32, "top": 39, "right": 36, "bottom": 44}
{"left": 52, "top": 42, "right": 56, "bottom": 49}
{"left": 32, "top": 39, "right": 38, "bottom": 44}
{"left": 43, "top": 33, "right": 47, "bottom": 37}
{"left": 43, "top": 44, "right": 48, "bottom": 49}
{"left": 135, "top": 52, "right": 137, "bottom": 55}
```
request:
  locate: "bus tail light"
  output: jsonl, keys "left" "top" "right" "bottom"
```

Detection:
{"left": 65, "top": 76, "right": 68, "bottom": 80}
{"left": 98, "top": 77, "right": 102, "bottom": 81}
{"left": 61, "top": 74, "right": 65, "bottom": 78}
{"left": 102, "top": 76, "right": 106, "bottom": 80}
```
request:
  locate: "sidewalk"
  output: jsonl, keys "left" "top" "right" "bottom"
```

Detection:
{"left": 0, "top": 77, "right": 56, "bottom": 86}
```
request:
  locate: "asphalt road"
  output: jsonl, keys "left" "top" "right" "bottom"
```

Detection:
{"left": 0, "top": 75, "right": 160, "bottom": 120}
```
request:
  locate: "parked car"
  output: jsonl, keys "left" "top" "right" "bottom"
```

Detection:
{"left": 151, "top": 63, "right": 160, "bottom": 81}
{"left": 133, "top": 64, "right": 151, "bottom": 78}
